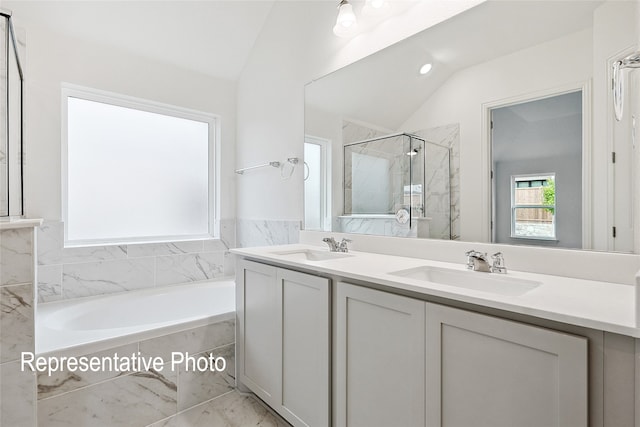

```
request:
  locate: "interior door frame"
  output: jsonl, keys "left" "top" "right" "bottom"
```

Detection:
{"left": 481, "top": 80, "right": 593, "bottom": 249}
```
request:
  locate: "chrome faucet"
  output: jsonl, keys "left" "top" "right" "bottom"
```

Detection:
{"left": 323, "top": 237, "right": 351, "bottom": 253}
{"left": 465, "top": 250, "right": 491, "bottom": 272}
{"left": 490, "top": 252, "right": 507, "bottom": 274}
{"left": 465, "top": 250, "right": 507, "bottom": 273}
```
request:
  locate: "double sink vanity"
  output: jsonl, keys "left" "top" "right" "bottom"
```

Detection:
{"left": 232, "top": 241, "right": 640, "bottom": 427}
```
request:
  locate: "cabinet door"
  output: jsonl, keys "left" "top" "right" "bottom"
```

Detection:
{"left": 336, "top": 282, "right": 426, "bottom": 427}
{"left": 236, "top": 259, "right": 280, "bottom": 406}
{"left": 277, "top": 268, "right": 330, "bottom": 427}
{"left": 426, "top": 303, "right": 588, "bottom": 427}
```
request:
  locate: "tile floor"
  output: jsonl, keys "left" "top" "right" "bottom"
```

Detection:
{"left": 149, "top": 390, "right": 291, "bottom": 427}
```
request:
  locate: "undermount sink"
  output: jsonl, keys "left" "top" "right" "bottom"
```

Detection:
{"left": 270, "top": 249, "right": 353, "bottom": 261}
{"left": 388, "top": 266, "right": 541, "bottom": 296}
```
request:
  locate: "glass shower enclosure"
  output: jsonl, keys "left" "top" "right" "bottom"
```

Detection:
{"left": 1, "top": 10, "right": 24, "bottom": 218}
{"left": 343, "top": 133, "right": 451, "bottom": 239}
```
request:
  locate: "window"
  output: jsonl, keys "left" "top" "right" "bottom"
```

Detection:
{"left": 62, "top": 84, "right": 217, "bottom": 246}
{"left": 304, "top": 136, "right": 331, "bottom": 231}
{"left": 511, "top": 174, "right": 556, "bottom": 240}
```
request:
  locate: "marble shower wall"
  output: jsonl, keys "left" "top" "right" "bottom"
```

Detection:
{"left": 236, "top": 219, "right": 301, "bottom": 248}
{"left": 0, "top": 225, "right": 37, "bottom": 426}
{"left": 413, "top": 123, "right": 460, "bottom": 240}
{"left": 37, "top": 219, "right": 236, "bottom": 303}
{"left": 342, "top": 120, "right": 389, "bottom": 145}
{"left": 340, "top": 120, "right": 460, "bottom": 240}
{"left": 337, "top": 215, "right": 416, "bottom": 238}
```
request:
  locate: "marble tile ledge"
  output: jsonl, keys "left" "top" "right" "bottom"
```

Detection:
{"left": 0, "top": 218, "right": 43, "bottom": 230}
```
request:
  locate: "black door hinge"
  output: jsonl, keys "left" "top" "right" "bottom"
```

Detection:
{"left": 612, "top": 152, "right": 616, "bottom": 163}
{"left": 613, "top": 226, "right": 617, "bottom": 238}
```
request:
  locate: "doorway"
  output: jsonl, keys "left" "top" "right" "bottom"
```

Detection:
{"left": 491, "top": 91, "right": 583, "bottom": 248}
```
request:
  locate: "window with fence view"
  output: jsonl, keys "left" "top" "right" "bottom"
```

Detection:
{"left": 511, "top": 174, "right": 556, "bottom": 240}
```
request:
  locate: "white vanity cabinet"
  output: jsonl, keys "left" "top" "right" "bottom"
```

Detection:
{"left": 237, "top": 259, "right": 330, "bottom": 427}
{"left": 426, "top": 303, "right": 588, "bottom": 427}
{"left": 336, "top": 282, "right": 426, "bottom": 427}
{"left": 336, "top": 282, "right": 588, "bottom": 427}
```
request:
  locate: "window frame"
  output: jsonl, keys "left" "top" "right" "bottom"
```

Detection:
{"left": 510, "top": 173, "right": 557, "bottom": 241}
{"left": 61, "top": 83, "right": 219, "bottom": 247}
{"left": 304, "top": 135, "right": 332, "bottom": 231}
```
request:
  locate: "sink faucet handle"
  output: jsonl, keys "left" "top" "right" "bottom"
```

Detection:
{"left": 465, "top": 249, "right": 481, "bottom": 269}
{"left": 322, "top": 237, "right": 339, "bottom": 252}
{"left": 338, "top": 238, "right": 352, "bottom": 253}
{"left": 491, "top": 252, "right": 507, "bottom": 274}
{"left": 466, "top": 250, "right": 487, "bottom": 260}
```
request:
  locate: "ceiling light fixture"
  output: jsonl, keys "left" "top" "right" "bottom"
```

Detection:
{"left": 419, "top": 63, "right": 433, "bottom": 75}
{"left": 363, "top": 0, "right": 390, "bottom": 16}
{"left": 333, "top": 0, "right": 358, "bottom": 38}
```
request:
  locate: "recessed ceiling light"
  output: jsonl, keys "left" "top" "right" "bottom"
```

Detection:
{"left": 419, "top": 63, "right": 433, "bottom": 75}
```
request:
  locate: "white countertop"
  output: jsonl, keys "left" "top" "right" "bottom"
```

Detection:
{"left": 231, "top": 244, "right": 639, "bottom": 338}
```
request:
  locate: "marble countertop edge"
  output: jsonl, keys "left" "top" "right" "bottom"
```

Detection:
{"left": 0, "top": 218, "right": 44, "bottom": 230}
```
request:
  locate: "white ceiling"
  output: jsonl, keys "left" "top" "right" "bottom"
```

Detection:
{"left": 3, "top": 0, "right": 276, "bottom": 81}
{"left": 306, "top": 1, "right": 602, "bottom": 130}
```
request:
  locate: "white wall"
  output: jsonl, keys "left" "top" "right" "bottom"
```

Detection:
{"left": 236, "top": 1, "right": 483, "bottom": 228}
{"left": 401, "top": 29, "right": 593, "bottom": 243}
{"left": 13, "top": 17, "right": 239, "bottom": 301}
{"left": 18, "top": 21, "right": 237, "bottom": 222}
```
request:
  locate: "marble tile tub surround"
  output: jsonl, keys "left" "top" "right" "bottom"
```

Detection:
{"left": 0, "top": 222, "right": 39, "bottom": 427}
{"left": 36, "top": 220, "right": 236, "bottom": 302}
{"left": 37, "top": 319, "right": 235, "bottom": 427}
{"left": 236, "top": 219, "right": 300, "bottom": 248}
{"left": 299, "top": 230, "right": 640, "bottom": 287}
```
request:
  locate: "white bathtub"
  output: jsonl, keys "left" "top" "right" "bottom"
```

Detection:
{"left": 36, "top": 279, "right": 235, "bottom": 356}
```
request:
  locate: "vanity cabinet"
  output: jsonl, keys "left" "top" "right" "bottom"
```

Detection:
{"left": 236, "top": 259, "right": 330, "bottom": 427}
{"left": 336, "top": 282, "right": 426, "bottom": 427}
{"left": 426, "top": 303, "right": 588, "bottom": 427}
{"left": 336, "top": 282, "right": 588, "bottom": 427}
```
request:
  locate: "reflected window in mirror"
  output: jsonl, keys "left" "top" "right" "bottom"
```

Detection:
{"left": 304, "top": 136, "right": 331, "bottom": 231}
{"left": 511, "top": 174, "right": 556, "bottom": 241}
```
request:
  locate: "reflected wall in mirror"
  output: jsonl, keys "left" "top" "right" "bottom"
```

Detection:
{"left": 304, "top": 0, "right": 640, "bottom": 253}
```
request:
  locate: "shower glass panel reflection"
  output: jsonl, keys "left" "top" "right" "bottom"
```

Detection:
{"left": 1, "top": 10, "right": 24, "bottom": 218}
{"left": 342, "top": 133, "right": 451, "bottom": 239}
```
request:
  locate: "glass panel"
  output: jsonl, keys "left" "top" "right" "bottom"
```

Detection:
{"left": 513, "top": 175, "right": 555, "bottom": 209}
{"left": 512, "top": 174, "right": 555, "bottom": 239}
{"left": 513, "top": 207, "right": 555, "bottom": 239}
{"left": 67, "top": 97, "right": 210, "bottom": 243}
{"left": 344, "top": 135, "right": 408, "bottom": 215}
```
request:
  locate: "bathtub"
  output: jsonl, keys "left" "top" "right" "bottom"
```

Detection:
{"left": 36, "top": 279, "right": 235, "bottom": 356}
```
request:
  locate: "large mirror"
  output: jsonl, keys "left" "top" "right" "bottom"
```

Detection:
{"left": 304, "top": 0, "right": 640, "bottom": 253}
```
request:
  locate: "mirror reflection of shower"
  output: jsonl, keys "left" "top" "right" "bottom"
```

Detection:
{"left": 342, "top": 133, "right": 451, "bottom": 239}
{"left": 0, "top": 9, "right": 24, "bottom": 218}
